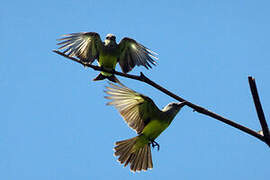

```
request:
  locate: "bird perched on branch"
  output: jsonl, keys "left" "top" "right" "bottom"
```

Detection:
{"left": 57, "top": 32, "right": 158, "bottom": 83}
{"left": 105, "top": 83, "right": 186, "bottom": 172}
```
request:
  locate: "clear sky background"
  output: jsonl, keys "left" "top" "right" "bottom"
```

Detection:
{"left": 1, "top": 0, "right": 270, "bottom": 179}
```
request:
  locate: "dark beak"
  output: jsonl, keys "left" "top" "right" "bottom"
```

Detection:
{"left": 177, "top": 101, "right": 186, "bottom": 108}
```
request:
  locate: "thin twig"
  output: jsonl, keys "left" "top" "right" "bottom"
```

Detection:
{"left": 53, "top": 50, "right": 268, "bottom": 146}
{"left": 248, "top": 76, "right": 270, "bottom": 146}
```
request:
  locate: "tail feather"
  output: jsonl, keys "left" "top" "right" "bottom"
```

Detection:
{"left": 118, "top": 145, "right": 134, "bottom": 163}
{"left": 114, "top": 136, "right": 153, "bottom": 172}
{"left": 139, "top": 146, "right": 146, "bottom": 171}
{"left": 115, "top": 144, "right": 129, "bottom": 155}
{"left": 124, "top": 153, "right": 134, "bottom": 167}
{"left": 118, "top": 139, "right": 137, "bottom": 164}
{"left": 93, "top": 73, "right": 121, "bottom": 83}
{"left": 133, "top": 148, "right": 143, "bottom": 171}
{"left": 142, "top": 146, "right": 148, "bottom": 170}
{"left": 93, "top": 73, "right": 106, "bottom": 81}
{"left": 107, "top": 74, "right": 120, "bottom": 83}
{"left": 114, "top": 139, "right": 134, "bottom": 157}
{"left": 147, "top": 145, "right": 153, "bottom": 168}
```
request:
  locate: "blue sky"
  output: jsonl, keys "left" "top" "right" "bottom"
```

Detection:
{"left": 1, "top": 0, "right": 270, "bottom": 179}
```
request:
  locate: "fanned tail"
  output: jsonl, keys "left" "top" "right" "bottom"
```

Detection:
{"left": 114, "top": 136, "right": 153, "bottom": 172}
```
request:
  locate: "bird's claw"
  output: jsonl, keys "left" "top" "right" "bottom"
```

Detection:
{"left": 150, "top": 140, "right": 160, "bottom": 151}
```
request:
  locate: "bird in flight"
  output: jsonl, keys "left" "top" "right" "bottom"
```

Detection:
{"left": 57, "top": 32, "right": 158, "bottom": 83}
{"left": 105, "top": 83, "right": 186, "bottom": 172}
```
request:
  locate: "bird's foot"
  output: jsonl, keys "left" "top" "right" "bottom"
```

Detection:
{"left": 150, "top": 140, "right": 160, "bottom": 151}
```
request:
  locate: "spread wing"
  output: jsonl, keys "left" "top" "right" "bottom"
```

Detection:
{"left": 118, "top": 38, "right": 158, "bottom": 73}
{"left": 57, "top": 32, "right": 103, "bottom": 63}
{"left": 105, "top": 83, "right": 160, "bottom": 134}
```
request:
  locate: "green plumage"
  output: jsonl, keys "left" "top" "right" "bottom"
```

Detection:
{"left": 105, "top": 83, "right": 185, "bottom": 172}
{"left": 57, "top": 32, "right": 158, "bottom": 82}
{"left": 98, "top": 47, "right": 119, "bottom": 76}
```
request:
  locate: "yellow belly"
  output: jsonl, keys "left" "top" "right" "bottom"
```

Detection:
{"left": 98, "top": 54, "right": 117, "bottom": 76}
{"left": 132, "top": 120, "right": 169, "bottom": 151}
{"left": 142, "top": 119, "right": 169, "bottom": 141}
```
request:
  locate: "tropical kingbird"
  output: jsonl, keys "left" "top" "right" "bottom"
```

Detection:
{"left": 105, "top": 83, "right": 186, "bottom": 172}
{"left": 57, "top": 32, "right": 158, "bottom": 83}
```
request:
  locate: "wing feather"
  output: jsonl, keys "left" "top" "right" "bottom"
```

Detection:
{"left": 105, "top": 83, "right": 160, "bottom": 134}
{"left": 57, "top": 32, "right": 103, "bottom": 63}
{"left": 118, "top": 38, "right": 158, "bottom": 73}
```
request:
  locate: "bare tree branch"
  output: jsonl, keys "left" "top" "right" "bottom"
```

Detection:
{"left": 53, "top": 50, "right": 268, "bottom": 146}
{"left": 248, "top": 76, "right": 270, "bottom": 146}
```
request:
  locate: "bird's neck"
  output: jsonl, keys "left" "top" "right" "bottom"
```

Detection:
{"left": 162, "top": 109, "right": 180, "bottom": 123}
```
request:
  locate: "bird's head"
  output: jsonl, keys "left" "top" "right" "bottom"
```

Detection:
{"left": 162, "top": 102, "right": 186, "bottom": 118}
{"left": 105, "top": 33, "right": 116, "bottom": 46}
